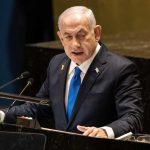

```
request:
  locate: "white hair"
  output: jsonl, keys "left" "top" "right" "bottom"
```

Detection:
{"left": 58, "top": 6, "right": 96, "bottom": 30}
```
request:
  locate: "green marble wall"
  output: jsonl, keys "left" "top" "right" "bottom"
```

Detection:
{"left": 52, "top": 0, "right": 150, "bottom": 55}
{"left": 53, "top": 0, "right": 150, "bottom": 35}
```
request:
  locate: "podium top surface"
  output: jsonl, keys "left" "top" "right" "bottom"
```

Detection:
{"left": 26, "top": 41, "right": 63, "bottom": 50}
{"left": 26, "top": 32, "right": 150, "bottom": 59}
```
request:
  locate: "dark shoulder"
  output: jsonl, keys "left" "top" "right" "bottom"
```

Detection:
{"left": 49, "top": 53, "right": 68, "bottom": 65}
{"left": 51, "top": 53, "right": 67, "bottom": 61}
{"left": 100, "top": 43, "right": 137, "bottom": 73}
{"left": 107, "top": 51, "right": 138, "bottom": 78}
{"left": 46, "top": 53, "right": 69, "bottom": 72}
{"left": 108, "top": 51, "right": 134, "bottom": 66}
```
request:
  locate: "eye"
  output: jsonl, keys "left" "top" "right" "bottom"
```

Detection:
{"left": 64, "top": 35, "right": 72, "bottom": 40}
{"left": 77, "top": 33, "right": 86, "bottom": 39}
{"left": 80, "top": 34, "right": 85, "bottom": 37}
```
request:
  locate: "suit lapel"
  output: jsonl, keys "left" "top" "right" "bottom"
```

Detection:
{"left": 58, "top": 58, "right": 70, "bottom": 127}
{"left": 67, "top": 44, "right": 108, "bottom": 128}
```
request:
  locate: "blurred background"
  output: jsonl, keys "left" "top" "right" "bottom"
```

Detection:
{"left": 0, "top": 0, "right": 150, "bottom": 106}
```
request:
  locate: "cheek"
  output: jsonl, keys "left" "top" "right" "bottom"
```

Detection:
{"left": 62, "top": 42, "right": 71, "bottom": 52}
{"left": 64, "top": 47, "right": 72, "bottom": 58}
{"left": 64, "top": 48, "right": 70, "bottom": 56}
{"left": 83, "top": 42, "right": 95, "bottom": 53}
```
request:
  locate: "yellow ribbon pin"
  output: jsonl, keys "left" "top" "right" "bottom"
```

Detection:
{"left": 61, "top": 65, "right": 65, "bottom": 70}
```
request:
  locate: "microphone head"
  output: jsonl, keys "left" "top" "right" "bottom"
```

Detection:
{"left": 19, "top": 71, "right": 30, "bottom": 79}
{"left": 27, "top": 78, "right": 34, "bottom": 85}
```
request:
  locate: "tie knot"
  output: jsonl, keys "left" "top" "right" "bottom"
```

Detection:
{"left": 74, "top": 67, "right": 81, "bottom": 76}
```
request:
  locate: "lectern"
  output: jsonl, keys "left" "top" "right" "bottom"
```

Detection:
{"left": 0, "top": 130, "right": 46, "bottom": 150}
{"left": 1, "top": 92, "right": 150, "bottom": 150}
{"left": 0, "top": 123, "right": 150, "bottom": 150}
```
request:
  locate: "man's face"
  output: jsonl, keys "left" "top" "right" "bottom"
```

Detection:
{"left": 57, "top": 14, "right": 101, "bottom": 65}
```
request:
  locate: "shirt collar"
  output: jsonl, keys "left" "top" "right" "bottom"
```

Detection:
{"left": 68, "top": 43, "right": 101, "bottom": 75}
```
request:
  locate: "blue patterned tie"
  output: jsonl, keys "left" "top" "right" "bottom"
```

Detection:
{"left": 67, "top": 67, "right": 81, "bottom": 120}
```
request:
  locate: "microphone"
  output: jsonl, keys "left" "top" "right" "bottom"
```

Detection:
{"left": 18, "top": 71, "right": 30, "bottom": 79}
{"left": 0, "top": 71, "right": 30, "bottom": 90}
{"left": 5, "top": 78, "right": 34, "bottom": 113}
{"left": 19, "top": 78, "right": 34, "bottom": 95}
{"left": 9, "top": 78, "right": 37, "bottom": 128}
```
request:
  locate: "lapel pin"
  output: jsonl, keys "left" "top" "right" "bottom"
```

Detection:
{"left": 61, "top": 65, "right": 65, "bottom": 71}
{"left": 95, "top": 67, "right": 99, "bottom": 73}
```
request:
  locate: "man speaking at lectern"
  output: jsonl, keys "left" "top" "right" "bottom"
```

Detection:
{"left": 0, "top": 6, "right": 143, "bottom": 138}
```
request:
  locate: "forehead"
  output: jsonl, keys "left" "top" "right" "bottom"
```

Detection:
{"left": 59, "top": 14, "right": 91, "bottom": 33}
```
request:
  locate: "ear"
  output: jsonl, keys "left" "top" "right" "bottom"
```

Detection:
{"left": 94, "top": 25, "right": 102, "bottom": 42}
{"left": 57, "top": 31, "right": 64, "bottom": 46}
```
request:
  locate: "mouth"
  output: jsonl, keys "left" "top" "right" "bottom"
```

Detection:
{"left": 72, "top": 51, "right": 84, "bottom": 55}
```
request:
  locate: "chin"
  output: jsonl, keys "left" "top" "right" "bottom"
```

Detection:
{"left": 71, "top": 56, "right": 86, "bottom": 65}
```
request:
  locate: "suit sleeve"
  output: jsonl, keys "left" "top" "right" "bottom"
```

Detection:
{"left": 107, "top": 62, "right": 143, "bottom": 137}
{"left": 4, "top": 103, "right": 38, "bottom": 124}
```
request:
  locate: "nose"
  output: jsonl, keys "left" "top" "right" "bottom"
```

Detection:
{"left": 72, "top": 37, "right": 80, "bottom": 48}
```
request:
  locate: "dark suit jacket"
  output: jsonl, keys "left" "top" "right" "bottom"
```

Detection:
{"left": 5, "top": 43, "right": 143, "bottom": 137}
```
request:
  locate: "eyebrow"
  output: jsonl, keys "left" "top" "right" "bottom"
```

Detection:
{"left": 63, "top": 32, "right": 71, "bottom": 35}
{"left": 63, "top": 29, "right": 87, "bottom": 35}
{"left": 78, "top": 29, "right": 86, "bottom": 33}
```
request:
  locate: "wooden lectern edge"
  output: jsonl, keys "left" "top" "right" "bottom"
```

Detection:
{"left": 41, "top": 127, "right": 82, "bottom": 136}
{"left": 41, "top": 127, "right": 115, "bottom": 140}
{"left": 41, "top": 127, "right": 134, "bottom": 141}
